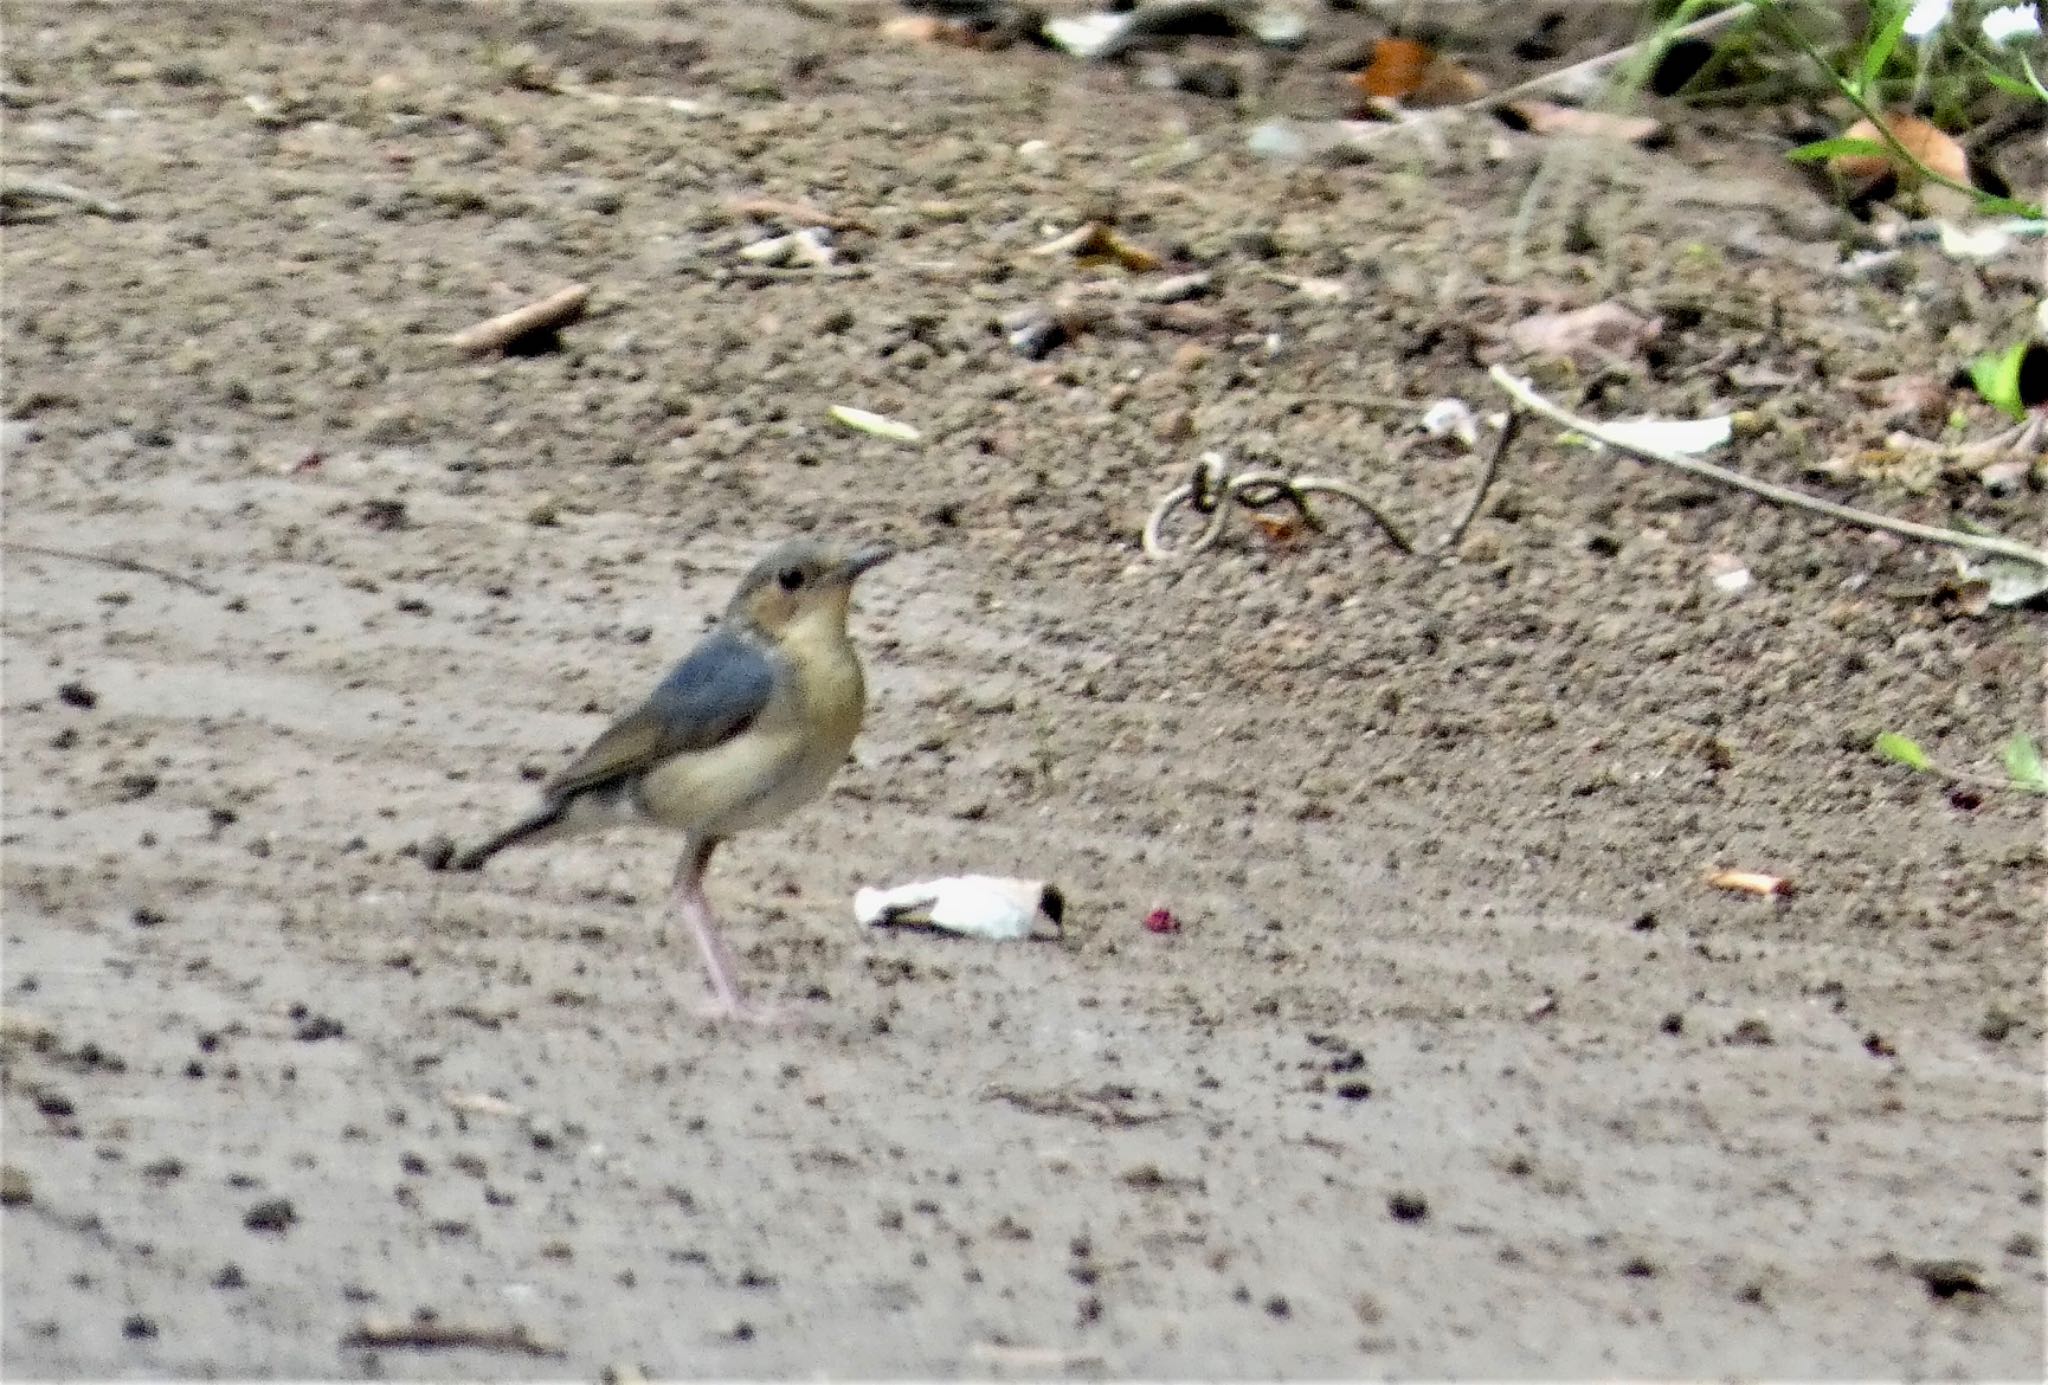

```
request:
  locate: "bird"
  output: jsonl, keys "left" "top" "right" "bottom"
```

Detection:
{"left": 454, "top": 536, "right": 894, "bottom": 1022}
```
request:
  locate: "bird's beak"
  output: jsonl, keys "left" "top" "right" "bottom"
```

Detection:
{"left": 840, "top": 545, "right": 895, "bottom": 581}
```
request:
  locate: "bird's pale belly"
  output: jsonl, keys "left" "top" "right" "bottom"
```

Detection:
{"left": 634, "top": 644, "right": 864, "bottom": 840}
{"left": 630, "top": 721, "right": 847, "bottom": 838}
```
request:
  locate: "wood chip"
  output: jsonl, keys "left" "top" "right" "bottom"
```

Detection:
{"left": 1502, "top": 100, "right": 1663, "bottom": 146}
{"left": 1706, "top": 869, "right": 1793, "bottom": 898}
{"left": 446, "top": 284, "right": 590, "bottom": 356}
{"left": 441, "top": 1089, "right": 526, "bottom": 1118}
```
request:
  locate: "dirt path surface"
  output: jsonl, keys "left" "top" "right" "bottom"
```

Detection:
{"left": 3, "top": 0, "right": 2043, "bottom": 1377}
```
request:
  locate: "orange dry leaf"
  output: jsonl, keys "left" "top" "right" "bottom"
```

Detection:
{"left": 1355, "top": 37, "right": 1433, "bottom": 99}
{"left": 1351, "top": 38, "right": 1486, "bottom": 108}
{"left": 1706, "top": 869, "right": 1794, "bottom": 898}
{"left": 1831, "top": 113, "right": 1970, "bottom": 191}
{"left": 1249, "top": 512, "right": 1303, "bottom": 545}
{"left": 1359, "top": 38, "right": 1490, "bottom": 109}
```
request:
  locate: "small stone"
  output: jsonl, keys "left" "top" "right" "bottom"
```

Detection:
{"left": 1909, "top": 1258, "right": 1987, "bottom": 1300}
{"left": 359, "top": 498, "right": 408, "bottom": 531}
{"left": 122, "top": 1314, "right": 157, "bottom": 1340}
{"left": 0, "top": 1165, "right": 31, "bottom": 1206}
{"left": 1177, "top": 62, "right": 1240, "bottom": 100}
{"left": 416, "top": 834, "right": 457, "bottom": 872}
{"left": 1978, "top": 1005, "right": 2017, "bottom": 1043}
{"left": 243, "top": 1197, "right": 296, "bottom": 1234}
{"left": 1728, "top": 1017, "right": 1774, "bottom": 1046}
{"left": 57, "top": 681, "right": 97, "bottom": 709}
{"left": 1247, "top": 118, "right": 1309, "bottom": 162}
{"left": 1386, "top": 1191, "right": 1429, "bottom": 1222}
{"left": 526, "top": 495, "right": 561, "bottom": 527}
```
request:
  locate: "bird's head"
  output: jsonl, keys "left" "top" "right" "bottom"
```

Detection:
{"left": 727, "top": 537, "right": 893, "bottom": 640}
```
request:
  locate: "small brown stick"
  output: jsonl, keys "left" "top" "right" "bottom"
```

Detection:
{"left": 0, "top": 177, "right": 132, "bottom": 221}
{"left": 342, "top": 1318, "right": 563, "bottom": 1357}
{"left": 5, "top": 541, "right": 221, "bottom": 596}
{"left": 447, "top": 285, "right": 589, "bottom": 356}
{"left": 1441, "top": 407, "right": 1521, "bottom": 550}
{"left": 1488, "top": 365, "right": 2048, "bottom": 573}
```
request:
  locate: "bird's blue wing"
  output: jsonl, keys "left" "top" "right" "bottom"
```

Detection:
{"left": 544, "top": 628, "right": 778, "bottom": 800}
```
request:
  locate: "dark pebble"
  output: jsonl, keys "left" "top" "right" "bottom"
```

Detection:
{"left": 1387, "top": 1191, "right": 1429, "bottom": 1223}
{"left": 243, "top": 1197, "right": 296, "bottom": 1234}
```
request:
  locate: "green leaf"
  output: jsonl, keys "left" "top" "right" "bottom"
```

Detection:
{"left": 2003, "top": 734, "right": 2048, "bottom": 793}
{"left": 1977, "top": 67, "right": 2040, "bottom": 100}
{"left": 1970, "top": 340, "right": 2031, "bottom": 422}
{"left": 1876, "top": 733, "right": 1932, "bottom": 771}
{"left": 1787, "top": 136, "right": 1890, "bottom": 164}
{"left": 1858, "top": 2, "right": 1913, "bottom": 98}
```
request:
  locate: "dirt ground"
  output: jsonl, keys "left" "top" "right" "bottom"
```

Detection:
{"left": 3, "top": 0, "right": 2044, "bottom": 1377}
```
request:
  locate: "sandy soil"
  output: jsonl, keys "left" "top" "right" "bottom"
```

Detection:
{"left": 3, "top": 0, "right": 2043, "bottom": 1377}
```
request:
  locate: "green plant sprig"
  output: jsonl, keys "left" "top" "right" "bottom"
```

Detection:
{"left": 1750, "top": 0, "right": 2045, "bottom": 219}
{"left": 1875, "top": 731, "right": 2048, "bottom": 795}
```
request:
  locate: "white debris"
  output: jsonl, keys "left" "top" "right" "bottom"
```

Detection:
{"left": 1421, "top": 397, "right": 1480, "bottom": 448}
{"left": 1583, "top": 414, "right": 1733, "bottom": 457}
{"left": 828, "top": 405, "right": 922, "bottom": 445}
{"left": 1246, "top": 117, "right": 1310, "bottom": 161}
{"left": 739, "top": 233, "right": 796, "bottom": 265}
{"left": 1042, "top": 12, "right": 1130, "bottom": 59}
{"left": 855, "top": 876, "right": 1065, "bottom": 941}
{"left": 1015, "top": 138, "right": 1057, "bottom": 172}
{"left": 1704, "top": 553, "right": 1752, "bottom": 595}
{"left": 1245, "top": 3, "right": 1308, "bottom": 47}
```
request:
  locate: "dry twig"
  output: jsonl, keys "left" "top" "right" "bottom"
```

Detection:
{"left": 447, "top": 285, "right": 590, "bottom": 355}
{"left": 1488, "top": 366, "right": 2048, "bottom": 573}
{"left": 342, "top": 1318, "right": 563, "bottom": 1357}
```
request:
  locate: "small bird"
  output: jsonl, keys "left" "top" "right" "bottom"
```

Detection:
{"left": 455, "top": 537, "right": 893, "bottom": 1022}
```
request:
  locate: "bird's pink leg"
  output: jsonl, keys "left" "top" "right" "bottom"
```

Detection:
{"left": 671, "top": 839, "right": 778, "bottom": 1025}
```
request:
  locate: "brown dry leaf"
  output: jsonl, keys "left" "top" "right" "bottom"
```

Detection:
{"left": 1031, "top": 221, "right": 1162, "bottom": 273}
{"left": 1409, "top": 59, "right": 1488, "bottom": 107}
{"left": 1706, "top": 869, "right": 1793, "bottom": 898}
{"left": 1856, "top": 373, "right": 1949, "bottom": 429}
{"left": 1505, "top": 301, "right": 1660, "bottom": 365}
{"left": 1831, "top": 114, "right": 1971, "bottom": 192}
{"left": 1351, "top": 38, "right": 1486, "bottom": 108}
{"left": 1504, "top": 100, "right": 1663, "bottom": 146}
{"left": 1354, "top": 37, "right": 1432, "bottom": 99}
{"left": 1249, "top": 512, "right": 1303, "bottom": 545}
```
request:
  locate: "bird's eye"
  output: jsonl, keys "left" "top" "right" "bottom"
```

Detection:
{"left": 778, "top": 566, "right": 805, "bottom": 592}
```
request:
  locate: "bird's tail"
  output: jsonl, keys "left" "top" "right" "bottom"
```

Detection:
{"left": 453, "top": 802, "right": 567, "bottom": 872}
